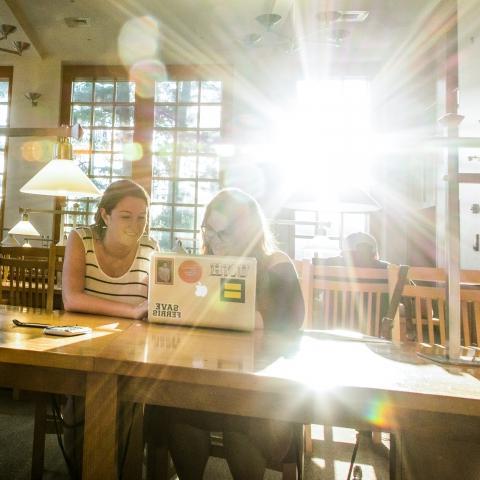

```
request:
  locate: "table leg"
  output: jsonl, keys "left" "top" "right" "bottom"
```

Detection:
{"left": 82, "top": 372, "right": 118, "bottom": 480}
{"left": 395, "top": 431, "right": 480, "bottom": 480}
{"left": 31, "top": 393, "right": 47, "bottom": 480}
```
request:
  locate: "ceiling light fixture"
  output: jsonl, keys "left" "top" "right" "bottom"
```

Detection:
{"left": 0, "top": 24, "right": 16, "bottom": 40}
{"left": 256, "top": 13, "right": 282, "bottom": 30}
{"left": 243, "top": 33, "right": 262, "bottom": 47}
{"left": 316, "top": 10, "right": 369, "bottom": 23}
{"left": 244, "top": 10, "right": 348, "bottom": 52}
{"left": 0, "top": 24, "right": 30, "bottom": 56}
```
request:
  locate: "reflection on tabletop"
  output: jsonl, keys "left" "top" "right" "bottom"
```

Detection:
{"left": 1, "top": 306, "right": 480, "bottom": 402}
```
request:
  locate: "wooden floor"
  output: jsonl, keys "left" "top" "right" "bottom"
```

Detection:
{"left": 0, "top": 389, "right": 390, "bottom": 479}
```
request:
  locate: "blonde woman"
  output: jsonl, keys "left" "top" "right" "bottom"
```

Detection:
{"left": 162, "top": 188, "right": 304, "bottom": 480}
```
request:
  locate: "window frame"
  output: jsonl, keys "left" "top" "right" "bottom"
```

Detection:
{"left": 59, "top": 65, "right": 232, "bottom": 246}
{"left": 0, "top": 66, "right": 13, "bottom": 240}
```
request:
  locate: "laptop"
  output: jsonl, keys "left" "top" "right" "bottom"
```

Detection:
{"left": 148, "top": 253, "right": 257, "bottom": 331}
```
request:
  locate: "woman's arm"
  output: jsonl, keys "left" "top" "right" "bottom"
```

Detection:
{"left": 261, "top": 252, "right": 305, "bottom": 331}
{"left": 62, "top": 231, "right": 147, "bottom": 319}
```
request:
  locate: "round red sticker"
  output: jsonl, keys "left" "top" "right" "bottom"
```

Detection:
{"left": 178, "top": 260, "right": 202, "bottom": 283}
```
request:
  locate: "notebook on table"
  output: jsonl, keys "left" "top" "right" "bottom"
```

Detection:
{"left": 148, "top": 253, "right": 257, "bottom": 331}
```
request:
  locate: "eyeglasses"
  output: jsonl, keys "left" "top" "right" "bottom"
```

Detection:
{"left": 201, "top": 224, "right": 233, "bottom": 243}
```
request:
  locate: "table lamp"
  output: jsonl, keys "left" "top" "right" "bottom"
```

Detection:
{"left": 0, "top": 124, "right": 102, "bottom": 244}
{"left": 20, "top": 137, "right": 100, "bottom": 197}
{"left": 8, "top": 210, "right": 41, "bottom": 247}
{"left": 286, "top": 185, "right": 381, "bottom": 213}
{"left": 0, "top": 233, "right": 20, "bottom": 246}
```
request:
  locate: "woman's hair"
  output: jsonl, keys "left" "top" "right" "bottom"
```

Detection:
{"left": 201, "top": 188, "right": 276, "bottom": 261}
{"left": 93, "top": 179, "right": 150, "bottom": 239}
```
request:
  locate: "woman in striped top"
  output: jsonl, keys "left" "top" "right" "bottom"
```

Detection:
{"left": 63, "top": 179, "right": 157, "bottom": 319}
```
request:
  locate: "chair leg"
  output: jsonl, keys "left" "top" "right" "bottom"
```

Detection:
{"left": 282, "top": 461, "right": 298, "bottom": 480}
{"left": 304, "top": 424, "right": 313, "bottom": 456}
{"left": 31, "top": 394, "right": 48, "bottom": 480}
{"left": 390, "top": 433, "right": 398, "bottom": 480}
{"left": 372, "top": 431, "right": 382, "bottom": 445}
{"left": 120, "top": 403, "right": 144, "bottom": 480}
{"left": 146, "top": 443, "right": 171, "bottom": 480}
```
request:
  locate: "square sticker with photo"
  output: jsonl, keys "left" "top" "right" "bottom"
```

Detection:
{"left": 155, "top": 258, "right": 174, "bottom": 285}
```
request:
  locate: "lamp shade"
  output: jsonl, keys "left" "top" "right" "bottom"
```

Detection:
{"left": 8, "top": 213, "right": 41, "bottom": 237}
{"left": 1, "top": 233, "right": 20, "bottom": 246}
{"left": 286, "top": 186, "right": 381, "bottom": 213}
{"left": 20, "top": 159, "right": 101, "bottom": 197}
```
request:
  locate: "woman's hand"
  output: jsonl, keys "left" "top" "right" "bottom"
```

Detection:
{"left": 133, "top": 300, "right": 149, "bottom": 320}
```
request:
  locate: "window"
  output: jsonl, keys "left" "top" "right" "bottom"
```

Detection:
{"left": 0, "top": 66, "right": 12, "bottom": 238}
{"left": 61, "top": 69, "right": 137, "bottom": 232}
{"left": 150, "top": 80, "right": 222, "bottom": 252}
{"left": 61, "top": 66, "right": 229, "bottom": 247}
{"left": 291, "top": 77, "right": 373, "bottom": 259}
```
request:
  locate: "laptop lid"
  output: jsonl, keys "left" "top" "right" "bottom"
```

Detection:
{"left": 148, "top": 253, "right": 257, "bottom": 331}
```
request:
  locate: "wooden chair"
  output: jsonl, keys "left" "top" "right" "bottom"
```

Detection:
{"left": 460, "top": 270, "right": 480, "bottom": 347}
{"left": 389, "top": 265, "right": 480, "bottom": 347}
{"left": 1, "top": 247, "right": 50, "bottom": 303}
{"left": 144, "top": 260, "right": 309, "bottom": 478}
{"left": 1, "top": 257, "right": 49, "bottom": 308}
{"left": 0, "top": 245, "right": 63, "bottom": 312}
{"left": 389, "top": 265, "right": 447, "bottom": 344}
{"left": 0, "top": 246, "right": 50, "bottom": 260}
{"left": 309, "top": 264, "right": 390, "bottom": 455}
{"left": 2, "top": 246, "right": 64, "bottom": 479}
{"left": 312, "top": 265, "right": 389, "bottom": 335}
{"left": 144, "top": 409, "right": 305, "bottom": 480}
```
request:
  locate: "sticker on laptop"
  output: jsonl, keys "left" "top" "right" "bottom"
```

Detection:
{"left": 155, "top": 258, "right": 174, "bottom": 285}
{"left": 178, "top": 260, "right": 202, "bottom": 283}
{"left": 220, "top": 278, "right": 246, "bottom": 303}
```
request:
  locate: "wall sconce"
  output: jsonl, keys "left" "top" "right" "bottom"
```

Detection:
{"left": 25, "top": 92, "right": 41, "bottom": 107}
{"left": 8, "top": 205, "right": 87, "bottom": 247}
{"left": 0, "top": 24, "right": 30, "bottom": 56}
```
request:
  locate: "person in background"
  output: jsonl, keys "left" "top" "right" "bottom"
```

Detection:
{"left": 323, "top": 231, "right": 389, "bottom": 269}
{"left": 62, "top": 178, "right": 158, "bottom": 319}
{"left": 61, "top": 179, "right": 158, "bottom": 476}
{"left": 149, "top": 188, "right": 305, "bottom": 480}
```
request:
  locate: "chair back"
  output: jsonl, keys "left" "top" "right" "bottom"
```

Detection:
{"left": 1, "top": 246, "right": 50, "bottom": 278}
{"left": 312, "top": 265, "right": 389, "bottom": 336}
{"left": 389, "top": 265, "right": 447, "bottom": 344}
{"left": 293, "top": 259, "right": 313, "bottom": 329}
{"left": 1, "top": 257, "right": 49, "bottom": 308}
{"left": 0, "top": 246, "right": 50, "bottom": 260}
{"left": 46, "top": 245, "right": 66, "bottom": 313}
{"left": 460, "top": 270, "right": 480, "bottom": 347}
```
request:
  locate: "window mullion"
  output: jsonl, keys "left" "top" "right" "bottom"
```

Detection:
{"left": 132, "top": 93, "right": 154, "bottom": 195}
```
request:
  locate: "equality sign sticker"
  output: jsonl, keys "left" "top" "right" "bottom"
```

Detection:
{"left": 220, "top": 278, "right": 245, "bottom": 303}
{"left": 178, "top": 260, "right": 202, "bottom": 283}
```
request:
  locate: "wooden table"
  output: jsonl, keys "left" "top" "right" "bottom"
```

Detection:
{"left": 1, "top": 306, "right": 480, "bottom": 479}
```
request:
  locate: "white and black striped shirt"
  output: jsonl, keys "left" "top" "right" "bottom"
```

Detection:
{"left": 75, "top": 226, "right": 158, "bottom": 305}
